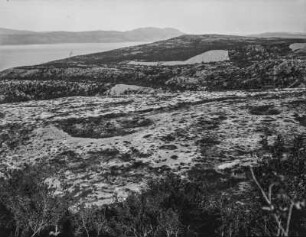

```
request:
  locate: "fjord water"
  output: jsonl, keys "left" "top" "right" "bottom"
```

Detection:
{"left": 0, "top": 42, "right": 144, "bottom": 71}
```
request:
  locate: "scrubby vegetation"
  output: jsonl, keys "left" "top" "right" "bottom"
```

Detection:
{"left": 0, "top": 165, "right": 71, "bottom": 237}
{"left": 1, "top": 35, "right": 306, "bottom": 103}
{"left": 0, "top": 34, "right": 305, "bottom": 237}
{"left": 250, "top": 135, "right": 306, "bottom": 236}
{"left": 0, "top": 133, "right": 305, "bottom": 237}
{"left": 56, "top": 116, "right": 153, "bottom": 138}
{"left": 1, "top": 58, "right": 305, "bottom": 103}
{"left": 249, "top": 105, "right": 281, "bottom": 115}
{"left": 0, "top": 80, "right": 107, "bottom": 103}
{"left": 0, "top": 124, "right": 34, "bottom": 151}
{"left": 46, "top": 35, "right": 305, "bottom": 64}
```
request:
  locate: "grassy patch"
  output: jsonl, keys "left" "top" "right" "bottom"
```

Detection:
{"left": 294, "top": 113, "right": 306, "bottom": 127}
{"left": 0, "top": 123, "right": 34, "bottom": 150}
{"left": 56, "top": 115, "right": 153, "bottom": 138}
{"left": 249, "top": 105, "right": 281, "bottom": 115}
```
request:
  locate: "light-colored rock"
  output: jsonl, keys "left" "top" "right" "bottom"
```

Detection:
{"left": 184, "top": 50, "right": 229, "bottom": 64}
{"left": 128, "top": 50, "right": 229, "bottom": 66}
{"left": 290, "top": 43, "right": 306, "bottom": 52}
{"left": 105, "top": 84, "right": 155, "bottom": 96}
{"left": 1, "top": 89, "right": 306, "bottom": 206}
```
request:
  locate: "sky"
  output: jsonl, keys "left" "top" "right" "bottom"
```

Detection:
{"left": 0, "top": 0, "right": 305, "bottom": 35}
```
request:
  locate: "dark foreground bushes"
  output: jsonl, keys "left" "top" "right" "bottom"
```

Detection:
{"left": 0, "top": 135, "right": 305, "bottom": 237}
{"left": 0, "top": 164, "right": 72, "bottom": 237}
{"left": 250, "top": 135, "right": 306, "bottom": 237}
{"left": 0, "top": 167, "right": 221, "bottom": 237}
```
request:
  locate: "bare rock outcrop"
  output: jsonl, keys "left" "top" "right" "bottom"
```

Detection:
{"left": 105, "top": 84, "right": 156, "bottom": 96}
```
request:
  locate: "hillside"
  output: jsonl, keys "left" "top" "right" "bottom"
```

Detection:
{"left": 1, "top": 34, "right": 306, "bottom": 237}
{"left": 250, "top": 32, "right": 306, "bottom": 39}
{"left": 1, "top": 88, "right": 306, "bottom": 206}
{"left": 0, "top": 27, "right": 183, "bottom": 45}
{"left": 1, "top": 34, "right": 306, "bottom": 104}
{"left": 47, "top": 34, "right": 306, "bottom": 65}
{"left": 0, "top": 27, "right": 35, "bottom": 35}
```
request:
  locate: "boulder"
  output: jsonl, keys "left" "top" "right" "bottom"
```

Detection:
{"left": 105, "top": 84, "right": 155, "bottom": 96}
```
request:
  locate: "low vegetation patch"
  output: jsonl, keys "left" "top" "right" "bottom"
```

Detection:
{"left": 195, "top": 116, "right": 226, "bottom": 130}
{"left": 0, "top": 123, "right": 34, "bottom": 150}
{"left": 0, "top": 80, "right": 107, "bottom": 104}
{"left": 249, "top": 105, "right": 281, "bottom": 115}
{"left": 0, "top": 134, "right": 305, "bottom": 237}
{"left": 294, "top": 113, "right": 306, "bottom": 127}
{"left": 56, "top": 116, "right": 153, "bottom": 138}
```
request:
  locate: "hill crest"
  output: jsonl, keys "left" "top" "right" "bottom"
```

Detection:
{"left": 0, "top": 27, "right": 184, "bottom": 45}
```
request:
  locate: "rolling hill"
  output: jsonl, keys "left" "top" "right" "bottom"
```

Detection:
{"left": 1, "top": 34, "right": 306, "bottom": 103}
{"left": 0, "top": 27, "right": 35, "bottom": 35}
{"left": 249, "top": 32, "right": 306, "bottom": 39}
{"left": 1, "top": 32, "right": 306, "bottom": 237}
{"left": 43, "top": 34, "right": 306, "bottom": 66}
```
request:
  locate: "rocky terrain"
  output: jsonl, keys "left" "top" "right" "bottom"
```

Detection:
{"left": 1, "top": 34, "right": 306, "bottom": 208}
{"left": 1, "top": 34, "right": 306, "bottom": 104}
{"left": 1, "top": 88, "right": 306, "bottom": 206}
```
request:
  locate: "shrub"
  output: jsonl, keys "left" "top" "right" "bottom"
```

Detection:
{"left": 0, "top": 134, "right": 305, "bottom": 237}
{"left": 249, "top": 105, "right": 281, "bottom": 115}
{"left": 0, "top": 164, "right": 71, "bottom": 237}
{"left": 250, "top": 135, "right": 306, "bottom": 236}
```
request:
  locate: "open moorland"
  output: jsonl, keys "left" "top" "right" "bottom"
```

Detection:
{"left": 0, "top": 34, "right": 306, "bottom": 237}
{"left": 1, "top": 35, "right": 306, "bottom": 103}
{"left": 1, "top": 88, "right": 306, "bottom": 205}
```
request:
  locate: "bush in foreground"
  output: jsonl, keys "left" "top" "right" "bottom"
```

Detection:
{"left": 0, "top": 135, "right": 305, "bottom": 236}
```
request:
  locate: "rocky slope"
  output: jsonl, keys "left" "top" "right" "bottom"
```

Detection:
{"left": 1, "top": 34, "right": 306, "bottom": 104}
{"left": 1, "top": 34, "right": 306, "bottom": 209}
{"left": 1, "top": 57, "right": 305, "bottom": 103}
{"left": 1, "top": 89, "right": 306, "bottom": 205}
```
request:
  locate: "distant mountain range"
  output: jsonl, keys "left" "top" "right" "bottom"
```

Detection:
{"left": 0, "top": 27, "right": 184, "bottom": 45}
{"left": 249, "top": 32, "right": 306, "bottom": 39}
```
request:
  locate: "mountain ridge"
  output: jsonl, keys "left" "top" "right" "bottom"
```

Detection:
{"left": 0, "top": 27, "right": 184, "bottom": 45}
{"left": 0, "top": 27, "right": 35, "bottom": 35}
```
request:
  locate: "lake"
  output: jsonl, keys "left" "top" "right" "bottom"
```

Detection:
{"left": 0, "top": 42, "right": 145, "bottom": 72}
